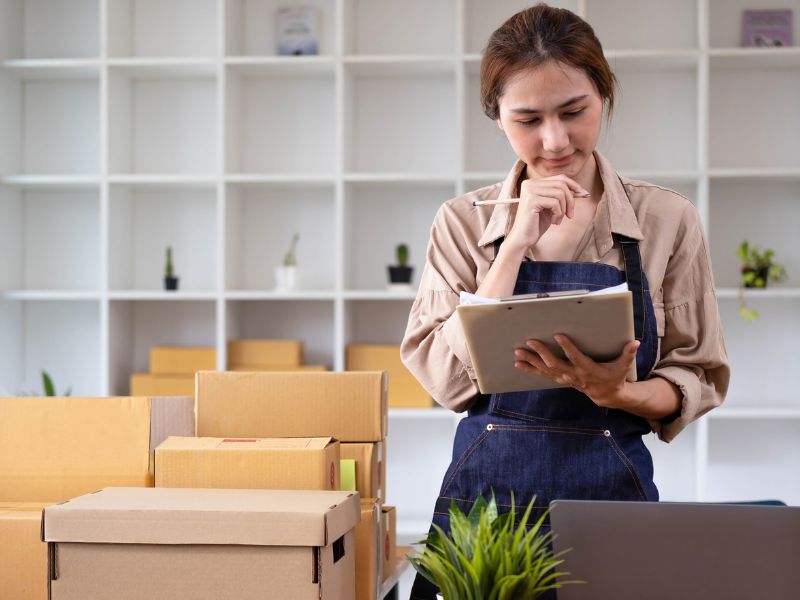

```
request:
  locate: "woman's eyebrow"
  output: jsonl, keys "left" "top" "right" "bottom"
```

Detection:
{"left": 509, "top": 94, "right": 589, "bottom": 114}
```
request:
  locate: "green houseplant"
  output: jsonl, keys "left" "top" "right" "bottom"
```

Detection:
{"left": 388, "top": 243, "right": 413, "bottom": 286}
{"left": 41, "top": 370, "right": 71, "bottom": 396}
{"left": 408, "top": 494, "right": 579, "bottom": 600}
{"left": 164, "top": 246, "right": 179, "bottom": 291}
{"left": 736, "top": 241, "right": 788, "bottom": 319}
{"left": 275, "top": 233, "right": 300, "bottom": 290}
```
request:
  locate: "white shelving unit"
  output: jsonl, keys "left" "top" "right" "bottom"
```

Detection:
{"left": 3, "top": 1, "right": 800, "bottom": 560}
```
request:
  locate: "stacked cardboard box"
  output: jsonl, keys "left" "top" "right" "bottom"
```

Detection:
{"left": 0, "top": 395, "right": 194, "bottom": 600}
{"left": 131, "top": 345, "right": 216, "bottom": 396}
{"left": 347, "top": 344, "right": 432, "bottom": 408}
{"left": 227, "top": 339, "right": 327, "bottom": 371}
{"left": 192, "top": 370, "right": 392, "bottom": 599}
{"left": 42, "top": 487, "right": 360, "bottom": 599}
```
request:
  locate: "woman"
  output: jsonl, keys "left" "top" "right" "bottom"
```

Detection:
{"left": 401, "top": 4, "right": 730, "bottom": 598}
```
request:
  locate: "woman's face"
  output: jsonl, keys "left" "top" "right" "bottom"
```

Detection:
{"left": 496, "top": 61, "right": 604, "bottom": 182}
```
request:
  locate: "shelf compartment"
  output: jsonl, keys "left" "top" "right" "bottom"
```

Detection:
{"left": 108, "top": 184, "right": 217, "bottom": 292}
{"left": 0, "top": 0, "right": 99, "bottom": 60}
{"left": 716, "top": 299, "right": 800, "bottom": 407}
{"left": 0, "top": 187, "right": 100, "bottom": 291}
{"left": 585, "top": 0, "right": 697, "bottom": 50}
{"left": 343, "top": 0, "right": 454, "bottom": 56}
{"left": 0, "top": 298, "right": 101, "bottom": 396}
{"left": 225, "top": 0, "right": 335, "bottom": 57}
{"left": 344, "top": 182, "right": 452, "bottom": 290}
{"left": 705, "top": 419, "right": 800, "bottom": 505}
{"left": 463, "top": 0, "right": 579, "bottom": 54}
{"left": 344, "top": 300, "right": 416, "bottom": 347}
{"left": 709, "top": 179, "right": 800, "bottom": 288}
{"left": 344, "top": 69, "right": 456, "bottom": 174}
{"left": 710, "top": 47, "right": 800, "bottom": 70}
{"left": 106, "top": 0, "right": 217, "bottom": 58}
{"left": 225, "top": 299, "right": 335, "bottom": 369}
{"left": 709, "top": 67, "right": 800, "bottom": 170}
{"left": 709, "top": 0, "right": 800, "bottom": 49}
{"left": 108, "top": 68, "right": 217, "bottom": 174}
{"left": 225, "top": 182, "right": 335, "bottom": 291}
{"left": 108, "top": 299, "right": 217, "bottom": 395}
{"left": 225, "top": 64, "right": 335, "bottom": 174}
{"left": 598, "top": 66, "right": 697, "bottom": 172}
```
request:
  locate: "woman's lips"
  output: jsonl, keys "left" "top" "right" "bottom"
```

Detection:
{"left": 543, "top": 154, "right": 573, "bottom": 167}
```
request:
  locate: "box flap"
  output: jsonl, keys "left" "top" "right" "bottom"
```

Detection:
{"left": 158, "top": 436, "right": 334, "bottom": 451}
{"left": 43, "top": 488, "right": 360, "bottom": 547}
{"left": 0, "top": 397, "right": 153, "bottom": 502}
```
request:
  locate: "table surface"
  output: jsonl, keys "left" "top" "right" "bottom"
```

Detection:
{"left": 379, "top": 545, "right": 414, "bottom": 599}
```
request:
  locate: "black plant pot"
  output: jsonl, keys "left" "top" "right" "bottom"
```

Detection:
{"left": 741, "top": 266, "right": 769, "bottom": 288}
{"left": 388, "top": 266, "right": 413, "bottom": 284}
{"left": 164, "top": 276, "right": 180, "bottom": 291}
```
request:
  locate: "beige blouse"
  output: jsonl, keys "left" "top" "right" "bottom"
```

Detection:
{"left": 400, "top": 151, "right": 730, "bottom": 443}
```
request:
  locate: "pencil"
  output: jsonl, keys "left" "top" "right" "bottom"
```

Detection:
{"left": 472, "top": 194, "right": 590, "bottom": 207}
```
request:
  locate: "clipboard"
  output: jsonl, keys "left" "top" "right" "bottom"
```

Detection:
{"left": 456, "top": 290, "right": 636, "bottom": 394}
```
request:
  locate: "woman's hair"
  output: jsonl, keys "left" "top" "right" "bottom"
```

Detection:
{"left": 480, "top": 3, "right": 616, "bottom": 120}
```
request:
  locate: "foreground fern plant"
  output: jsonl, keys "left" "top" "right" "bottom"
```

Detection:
{"left": 408, "top": 494, "right": 580, "bottom": 600}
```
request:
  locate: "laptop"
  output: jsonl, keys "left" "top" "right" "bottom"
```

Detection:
{"left": 549, "top": 500, "right": 800, "bottom": 600}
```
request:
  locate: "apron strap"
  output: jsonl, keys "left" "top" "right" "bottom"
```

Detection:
{"left": 614, "top": 233, "right": 646, "bottom": 341}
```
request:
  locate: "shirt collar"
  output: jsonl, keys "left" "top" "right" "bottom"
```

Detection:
{"left": 476, "top": 150, "right": 644, "bottom": 256}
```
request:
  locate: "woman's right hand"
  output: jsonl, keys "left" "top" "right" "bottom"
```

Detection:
{"left": 504, "top": 174, "right": 590, "bottom": 252}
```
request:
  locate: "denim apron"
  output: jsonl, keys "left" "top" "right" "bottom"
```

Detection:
{"left": 410, "top": 232, "right": 660, "bottom": 600}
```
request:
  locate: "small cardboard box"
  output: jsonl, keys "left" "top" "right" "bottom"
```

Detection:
{"left": 381, "top": 505, "right": 397, "bottom": 583}
{"left": 196, "top": 371, "right": 388, "bottom": 442}
{"left": 130, "top": 373, "right": 194, "bottom": 396}
{"left": 0, "top": 502, "right": 49, "bottom": 600}
{"left": 150, "top": 346, "right": 216, "bottom": 374}
{"left": 355, "top": 499, "right": 382, "bottom": 600}
{"left": 228, "top": 364, "right": 328, "bottom": 372}
{"left": 227, "top": 339, "right": 303, "bottom": 367}
{"left": 0, "top": 396, "right": 194, "bottom": 502}
{"left": 156, "top": 436, "right": 341, "bottom": 491}
{"left": 346, "top": 344, "right": 432, "bottom": 408}
{"left": 43, "top": 487, "right": 360, "bottom": 600}
{"left": 340, "top": 442, "right": 385, "bottom": 503}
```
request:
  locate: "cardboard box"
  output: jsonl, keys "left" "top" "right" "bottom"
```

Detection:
{"left": 0, "top": 396, "right": 194, "bottom": 502}
{"left": 227, "top": 339, "right": 303, "bottom": 367}
{"left": 196, "top": 371, "right": 388, "bottom": 442}
{"left": 130, "top": 373, "right": 194, "bottom": 396}
{"left": 43, "top": 487, "right": 360, "bottom": 600}
{"left": 355, "top": 499, "right": 382, "bottom": 600}
{"left": 150, "top": 346, "right": 217, "bottom": 374}
{"left": 340, "top": 442, "right": 385, "bottom": 503}
{"left": 156, "top": 436, "right": 341, "bottom": 491}
{"left": 228, "top": 364, "right": 328, "bottom": 372}
{"left": 0, "top": 502, "right": 49, "bottom": 600}
{"left": 381, "top": 505, "right": 397, "bottom": 584}
{"left": 346, "top": 344, "right": 432, "bottom": 408}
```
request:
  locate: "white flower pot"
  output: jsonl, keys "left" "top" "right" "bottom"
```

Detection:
{"left": 274, "top": 265, "right": 297, "bottom": 290}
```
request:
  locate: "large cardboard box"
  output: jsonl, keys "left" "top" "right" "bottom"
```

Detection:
{"left": 340, "top": 442, "right": 385, "bottom": 503}
{"left": 196, "top": 371, "right": 388, "bottom": 442}
{"left": 381, "top": 505, "right": 397, "bottom": 584}
{"left": 355, "top": 499, "right": 382, "bottom": 600}
{"left": 0, "top": 502, "right": 49, "bottom": 600}
{"left": 43, "top": 487, "right": 360, "bottom": 600}
{"left": 130, "top": 373, "right": 194, "bottom": 396}
{"left": 0, "top": 396, "right": 195, "bottom": 502}
{"left": 227, "top": 339, "right": 303, "bottom": 367}
{"left": 156, "top": 436, "right": 341, "bottom": 491}
{"left": 346, "top": 344, "right": 432, "bottom": 408}
{"left": 150, "top": 346, "right": 217, "bottom": 374}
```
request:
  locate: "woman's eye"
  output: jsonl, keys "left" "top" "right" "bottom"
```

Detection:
{"left": 564, "top": 108, "right": 585, "bottom": 118}
{"left": 519, "top": 118, "right": 541, "bottom": 126}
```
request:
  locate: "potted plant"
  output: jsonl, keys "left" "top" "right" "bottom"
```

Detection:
{"left": 41, "top": 370, "right": 71, "bottom": 396}
{"left": 408, "top": 494, "right": 579, "bottom": 600}
{"left": 164, "top": 246, "right": 179, "bottom": 291}
{"left": 275, "top": 232, "right": 300, "bottom": 291}
{"left": 388, "top": 243, "right": 413, "bottom": 289}
{"left": 736, "top": 240, "right": 788, "bottom": 319}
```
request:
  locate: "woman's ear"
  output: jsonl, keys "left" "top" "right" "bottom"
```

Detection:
{"left": 496, "top": 118, "right": 504, "bottom": 132}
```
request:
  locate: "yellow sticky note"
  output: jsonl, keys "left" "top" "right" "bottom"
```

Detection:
{"left": 340, "top": 459, "right": 357, "bottom": 492}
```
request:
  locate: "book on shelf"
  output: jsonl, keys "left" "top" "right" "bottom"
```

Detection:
{"left": 741, "top": 9, "right": 793, "bottom": 47}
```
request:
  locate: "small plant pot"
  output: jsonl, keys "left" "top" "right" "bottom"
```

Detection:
{"left": 741, "top": 266, "right": 770, "bottom": 288}
{"left": 164, "top": 276, "right": 179, "bottom": 291}
{"left": 388, "top": 265, "right": 413, "bottom": 284}
{"left": 275, "top": 265, "right": 298, "bottom": 291}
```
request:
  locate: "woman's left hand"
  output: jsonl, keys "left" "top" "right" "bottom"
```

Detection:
{"left": 514, "top": 334, "right": 640, "bottom": 409}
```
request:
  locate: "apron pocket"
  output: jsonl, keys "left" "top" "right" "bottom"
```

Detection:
{"left": 489, "top": 388, "right": 604, "bottom": 422}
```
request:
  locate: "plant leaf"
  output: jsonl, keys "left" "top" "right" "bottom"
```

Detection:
{"left": 42, "top": 371, "right": 55, "bottom": 396}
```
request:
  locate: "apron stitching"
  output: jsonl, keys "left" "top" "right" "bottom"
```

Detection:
{"left": 604, "top": 435, "right": 647, "bottom": 500}
{"left": 440, "top": 430, "right": 491, "bottom": 494}
{"left": 491, "top": 406, "right": 552, "bottom": 422}
{"left": 437, "top": 495, "right": 551, "bottom": 510}
{"left": 491, "top": 425, "right": 605, "bottom": 435}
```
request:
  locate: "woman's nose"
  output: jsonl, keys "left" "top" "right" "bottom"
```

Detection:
{"left": 541, "top": 119, "right": 569, "bottom": 153}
